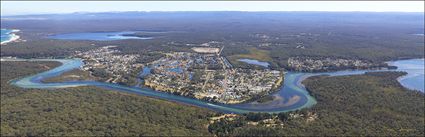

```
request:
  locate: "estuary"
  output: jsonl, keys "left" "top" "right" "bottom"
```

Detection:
{"left": 6, "top": 58, "right": 424, "bottom": 114}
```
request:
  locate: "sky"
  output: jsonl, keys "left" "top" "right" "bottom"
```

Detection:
{"left": 1, "top": 1, "right": 424, "bottom": 16}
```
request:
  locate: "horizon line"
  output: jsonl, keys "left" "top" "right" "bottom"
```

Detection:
{"left": 3, "top": 10, "right": 424, "bottom": 17}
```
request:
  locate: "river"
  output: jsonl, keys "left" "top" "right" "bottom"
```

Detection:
{"left": 6, "top": 58, "right": 424, "bottom": 114}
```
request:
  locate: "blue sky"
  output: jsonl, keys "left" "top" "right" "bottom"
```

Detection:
{"left": 1, "top": 1, "right": 424, "bottom": 16}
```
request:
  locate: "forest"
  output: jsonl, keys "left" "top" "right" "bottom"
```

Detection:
{"left": 1, "top": 61, "right": 215, "bottom": 136}
{"left": 1, "top": 12, "right": 424, "bottom": 70}
{"left": 207, "top": 71, "right": 424, "bottom": 136}
{"left": 1, "top": 61, "right": 423, "bottom": 136}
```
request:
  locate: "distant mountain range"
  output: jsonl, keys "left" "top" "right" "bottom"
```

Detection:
{"left": 2, "top": 11, "right": 424, "bottom": 21}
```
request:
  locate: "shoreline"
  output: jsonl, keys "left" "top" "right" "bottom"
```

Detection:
{"left": 1, "top": 29, "right": 20, "bottom": 45}
{"left": 387, "top": 58, "right": 425, "bottom": 92}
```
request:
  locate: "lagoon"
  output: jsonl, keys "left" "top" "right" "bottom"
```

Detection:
{"left": 48, "top": 31, "right": 153, "bottom": 41}
{"left": 238, "top": 58, "right": 270, "bottom": 67}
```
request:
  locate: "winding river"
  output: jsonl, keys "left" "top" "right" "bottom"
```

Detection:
{"left": 6, "top": 58, "right": 424, "bottom": 114}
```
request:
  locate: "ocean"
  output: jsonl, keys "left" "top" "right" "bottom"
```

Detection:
{"left": 1, "top": 29, "right": 13, "bottom": 43}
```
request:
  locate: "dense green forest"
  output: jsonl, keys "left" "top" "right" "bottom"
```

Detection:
{"left": 1, "top": 61, "right": 214, "bottom": 136}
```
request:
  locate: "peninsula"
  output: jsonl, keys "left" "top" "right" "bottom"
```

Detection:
{"left": 71, "top": 46, "right": 283, "bottom": 104}
{"left": 144, "top": 47, "right": 283, "bottom": 104}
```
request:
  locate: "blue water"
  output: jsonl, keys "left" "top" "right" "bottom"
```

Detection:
{"left": 238, "top": 58, "right": 270, "bottom": 67}
{"left": 8, "top": 58, "right": 424, "bottom": 114}
{"left": 134, "top": 67, "right": 152, "bottom": 87}
{"left": 1, "top": 29, "right": 13, "bottom": 42}
{"left": 169, "top": 67, "right": 183, "bottom": 73}
{"left": 140, "top": 67, "right": 152, "bottom": 77}
{"left": 48, "top": 31, "right": 153, "bottom": 41}
{"left": 388, "top": 58, "right": 424, "bottom": 92}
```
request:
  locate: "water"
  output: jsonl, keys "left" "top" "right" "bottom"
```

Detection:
{"left": 388, "top": 58, "right": 424, "bottom": 92}
{"left": 8, "top": 58, "right": 424, "bottom": 114}
{"left": 134, "top": 67, "right": 152, "bottom": 87}
{"left": 169, "top": 67, "right": 183, "bottom": 73}
{"left": 140, "top": 67, "right": 152, "bottom": 77}
{"left": 238, "top": 58, "right": 270, "bottom": 67}
{"left": 48, "top": 31, "right": 153, "bottom": 41}
{"left": 9, "top": 58, "right": 313, "bottom": 113}
{"left": 1, "top": 29, "right": 13, "bottom": 43}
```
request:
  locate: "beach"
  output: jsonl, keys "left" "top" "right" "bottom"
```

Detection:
{"left": 1, "top": 29, "right": 20, "bottom": 45}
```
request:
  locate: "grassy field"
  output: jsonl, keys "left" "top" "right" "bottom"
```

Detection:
{"left": 227, "top": 47, "right": 275, "bottom": 68}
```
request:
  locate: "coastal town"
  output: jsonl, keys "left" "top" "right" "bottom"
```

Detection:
{"left": 287, "top": 57, "right": 383, "bottom": 72}
{"left": 73, "top": 46, "right": 143, "bottom": 85}
{"left": 144, "top": 47, "right": 283, "bottom": 104}
{"left": 71, "top": 45, "right": 283, "bottom": 104}
{"left": 68, "top": 45, "right": 390, "bottom": 104}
